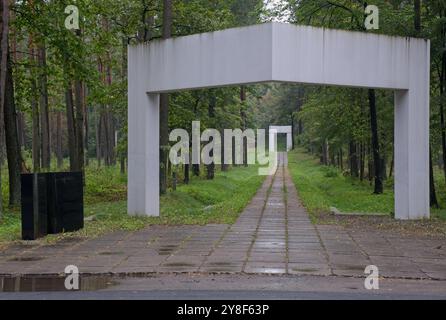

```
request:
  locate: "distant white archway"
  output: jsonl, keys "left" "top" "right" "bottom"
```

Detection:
{"left": 269, "top": 126, "right": 292, "bottom": 152}
{"left": 128, "top": 22, "right": 430, "bottom": 220}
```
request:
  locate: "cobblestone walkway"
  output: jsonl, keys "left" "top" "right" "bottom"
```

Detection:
{"left": 1, "top": 153, "right": 445, "bottom": 280}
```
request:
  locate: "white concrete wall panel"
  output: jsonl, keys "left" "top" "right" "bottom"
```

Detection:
{"left": 144, "top": 23, "right": 273, "bottom": 93}
{"left": 272, "top": 23, "right": 412, "bottom": 90}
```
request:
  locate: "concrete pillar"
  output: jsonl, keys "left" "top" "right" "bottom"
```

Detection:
{"left": 128, "top": 56, "right": 160, "bottom": 216}
{"left": 269, "top": 129, "right": 277, "bottom": 154}
{"left": 394, "top": 39, "right": 430, "bottom": 220}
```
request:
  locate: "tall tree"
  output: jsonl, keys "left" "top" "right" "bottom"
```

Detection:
{"left": 26, "top": 0, "right": 40, "bottom": 171}
{"left": 4, "top": 48, "right": 21, "bottom": 206}
{"left": 1, "top": 0, "right": 21, "bottom": 206}
{"left": 0, "top": 0, "right": 10, "bottom": 217}
{"left": 207, "top": 93, "right": 216, "bottom": 179}
{"left": 38, "top": 42, "right": 50, "bottom": 169}
{"left": 369, "top": 89, "right": 383, "bottom": 194}
{"left": 240, "top": 86, "right": 248, "bottom": 166}
{"left": 415, "top": 0, "right": 439, "bottom": 208}
{"left": 56, "top": 111, "right": 63, "bottom": 168}
{"left": 160, "top": 0, "right": 172, "bottom": 194}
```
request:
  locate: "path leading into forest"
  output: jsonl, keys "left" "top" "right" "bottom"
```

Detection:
{"left": 0, "top": 153, "right": 445, "bottom": 284}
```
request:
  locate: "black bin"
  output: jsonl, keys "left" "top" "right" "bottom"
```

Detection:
{"left": 21, "top": 172, "right": 84, "bottom": 240}
{"left": 47, "top": 172, "right": 84, "bottom": 234}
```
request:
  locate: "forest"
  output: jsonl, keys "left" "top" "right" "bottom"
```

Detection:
{"left": 0, "top": 0, "right": 446, "bottom": 232}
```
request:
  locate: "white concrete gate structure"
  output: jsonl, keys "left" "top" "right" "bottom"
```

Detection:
{"left": 128, "top": 22, "right": 430, "bottom": 220}
{"left": 269, "top": 126, "right": 293, "bottom": 152}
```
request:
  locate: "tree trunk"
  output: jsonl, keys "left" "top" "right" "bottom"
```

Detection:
{"left": 321, "top": 139, "right": 329, "bottom": 165}
{"left": 0, "top": 0, "right": 10, "bottom": 217}
{"left": 339, "top": 148, "right": 343, "bottom": 171}
{"left": 389, "top": 151, "right": 394, "bottom": 178}
{"left": 102, "top": 111, "right": 109, "bottom": 165}
{"left": 207, "top": 94, "right": 216, "bottom": 180}
{"left": 221, "top": 129, "right": 228, "bottom": 171}
{"left": 415, "top": 0, "right": 437, "bottom": 208}
{"left": 440, "top": 47, "right": 446, "bottom": 183}
{"left": 359, "top": 142, "right": 365, "bottom": 181}
{"left": 118, "top": 37, "right": 127, "bottom": 171}
{"left": 17, "top": 111, "right": 25, "bottom": 149}
{"left": 193, "top": 164, "right": 200, "bottom": 176}
{"left": 184, "top": 164, "right": 190, "bottom": 184}
{"left": 83, "top": 84, "right": 89, "bottom": 166}
{"left": 414, "top": 0, "right": 421, "bottom": 33}
{"left": 38, "top": 43, "right": 50, "bottom": 169}
{"left": 240, "top": 86, "right": 248, "bottom": 166}
{"left": 65, "top": 84, "right": 77, "bottom": 171}
{"left": 440, "top": 101, "right": 446, "bottom": 183}
{"left": 104, "top": 49, "right": 115, "bottom": 166}
{"left": 172, "top": 171, "right": 177, "bottom": 191}
{"left": 109, "top": 113, "right": 116, "bottom": 165}
{"left": 349, "top": 141, "right": 358, "bottom": 177}
{"left": 291, "top": 113, "right": 295, "bottom": 150}
{"left": 368, "top": 144, "right": 373, "bottom": 183}
{"left": 96, "top": 111, "right": 101, "bottom": 167}
{"left": 381, "top": 155, "right": 387, "bottom": 181}
{"left": 4, "top": 49, "right": 21, "bottom": 206}
{"left": 159, "top": 0, "right": 173, "bottom": 194}
{"left": 160, "top": 94, "right": 169, "bottom": 193}
{"left": 74, "top": 78, "right": 84, "bottom": 174}
{"left": 430, "top": 147, "right": 439, "bottom": 208}
{"left": 27, "top": 36, "right": 41, "bottom": 172}
{"left": 369, "top": 89, "right": 383, "bottom": 194}
{"left": 56, "top": 111, "right": 63, "bottom": 168}
{"left": 120, "top": 156, "right": 125, "bottom": 174}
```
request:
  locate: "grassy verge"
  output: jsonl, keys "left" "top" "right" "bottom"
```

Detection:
{"left": 288, "top": 148, "right": 446, "bottom": 222}
{"left": 0, "top": 164, "right": 264, "bottom": 245}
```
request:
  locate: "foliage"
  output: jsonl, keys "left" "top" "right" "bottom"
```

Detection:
{"left": 288, "top": 148, "right": 446, "bottom": 221}
{"left": 288, "top": 148, "right": 394, "bottom": 217}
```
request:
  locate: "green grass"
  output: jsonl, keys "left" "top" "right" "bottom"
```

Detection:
{"left": 0, "top": 163, "right": 265, "bottom": 244}
{"left": 288, "top": 148, "right": 446, "bottom": 221}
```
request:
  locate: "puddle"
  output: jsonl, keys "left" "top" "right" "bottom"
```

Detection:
{"left": 340, "top": 265, "right": 365, "bottom": 271}
{"left": 208, "top": 262, "right": 233, "bottom": 267}
{"left": 8, "top": 256, "right": 44, "bottom": 262}
{"left": 98, "top": 251, "right": 125, "bottom": 256}
{"left": 292, "top": 268, "right": 318, "bottom": 273}
{"left": 205, "top": 268, "right": 238, "bottom": 272}
{"left": 163, "top": 262, "right": 196, "bottom": 267}
{"left": 157, "top": 249, "right": 174, "bottom": 256}
{"left": 0, "top": 275, "right": 115, "bottom": 292}
{"left": 157, "top": 246, "right": 179, "bottom": 255}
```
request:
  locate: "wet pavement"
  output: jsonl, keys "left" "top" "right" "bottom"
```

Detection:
{"left": 0, "top": 153, "right": 445, "bottom": 282}
{"left": 2, "top": 273, "right": 446, "bottom": 299}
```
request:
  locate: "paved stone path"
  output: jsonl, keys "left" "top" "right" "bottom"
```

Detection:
{"left": 0, "top": 153, "right": 445, "bottom": 281}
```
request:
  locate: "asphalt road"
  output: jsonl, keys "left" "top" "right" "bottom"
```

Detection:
{"left": 1, "top": 289, "right": 446, "bottom": 300}
{"left": 1, "top": 274, "right": 445, "bottom": 300}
